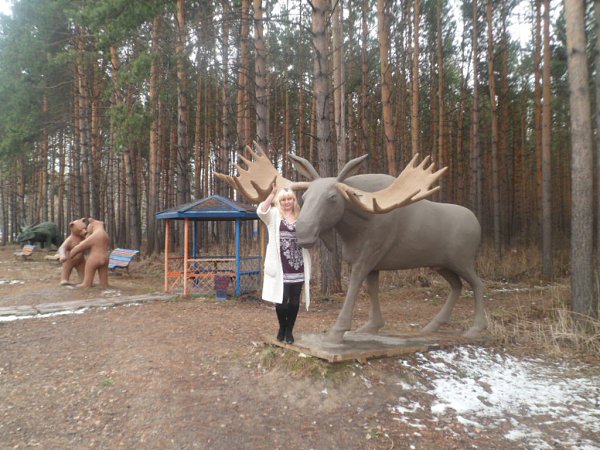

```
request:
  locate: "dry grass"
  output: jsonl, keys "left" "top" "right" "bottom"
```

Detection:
{"left": 477, "top": 245, "right": 599, "bottom": 358}
{"left": 476, "top": 244, "right": 570, "bottom": 282}
{"left": 487, "top": 286, "right": 600, "bottom": 357}
{"left": 258, "top": 345, "right": 354, "bottom": 381}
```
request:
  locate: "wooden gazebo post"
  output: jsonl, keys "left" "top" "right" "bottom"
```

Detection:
{"left": 183, "top": 218, "right": 190, "bottom": 296}
{"left": 235, "top": 218, "right": 241, "bottom": 296}
{"left": 164, "top": 220, "right": 170, "bottom": 292}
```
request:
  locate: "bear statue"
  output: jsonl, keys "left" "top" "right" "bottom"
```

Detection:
{"left": 17, "top": 222, "right": 63, "bottom": 249}
{"left": 58, "top": 218, "right": 88, "bottom": 286}
{"left": 69, "top": 218, "right": 110, "bottom": 288}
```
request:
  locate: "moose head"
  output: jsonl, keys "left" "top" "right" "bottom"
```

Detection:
{"left": 287, "top": 153, "right": 447, "bottom": 249}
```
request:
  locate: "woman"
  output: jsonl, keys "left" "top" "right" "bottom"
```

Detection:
{"left": 257, "top": 183, "right": 311, "bottom": 344}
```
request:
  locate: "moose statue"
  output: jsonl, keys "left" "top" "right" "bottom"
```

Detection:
{"left": 217, "top": 144, "right": 486, "bottom": 344}
{"left": 16, "top": 222, "right": 63, "bottom": 249}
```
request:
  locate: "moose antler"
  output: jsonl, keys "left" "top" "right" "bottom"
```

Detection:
{"left": 215, "top": 142, "right": 304, "bottom": 204}
{"left": 336, "top": 153, "right": 447, "bottom": 214}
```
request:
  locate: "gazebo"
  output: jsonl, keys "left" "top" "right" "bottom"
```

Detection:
{"left": 156, "top": 195, "right": 263, "bottom": 297}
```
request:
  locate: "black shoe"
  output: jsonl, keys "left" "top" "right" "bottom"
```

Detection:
{"left": 285, "top": 329, "right": 294, "bottom": 344}
{"left": 277, "top": 327, "right": 285, "bottom": 342}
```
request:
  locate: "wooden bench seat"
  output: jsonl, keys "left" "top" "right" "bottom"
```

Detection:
{"left": 14, "top": 244, "right": 35, "bottom": 260}
{"left": 108, "top": 248, "right": 140, "bottom": 274}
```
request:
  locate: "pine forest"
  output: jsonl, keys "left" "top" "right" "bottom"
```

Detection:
{"left": 0, "top": 0, "right": 597, "bottom": 312}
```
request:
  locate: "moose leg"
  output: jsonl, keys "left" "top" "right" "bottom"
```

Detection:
{"left": 422, "top": 269, "right": 462, "bottom": 333}
{"left": 459, "top": 268, "right": 487, "bottom": 338}
{"left": 355, "top": 271, "right": 385, "bottom": 334}
{"left": 326, "top": 265, "right": 370, "bottom": 344}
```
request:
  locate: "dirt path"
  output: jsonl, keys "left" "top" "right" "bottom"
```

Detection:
{"left": 1, "top": 246, "right": 598, "bottom": 449}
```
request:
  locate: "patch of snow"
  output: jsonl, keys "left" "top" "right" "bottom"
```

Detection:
{"left": 0, "top": 308, "right": 89, "bottom": 322}
{"left": 393, "top": 347, "right": 600, "bottom": 449}
{"left": 0, "top": 279, "right": 25, "bottom": 285}
{"left": 101, "top": 289, "right": 122, "bottom": 297}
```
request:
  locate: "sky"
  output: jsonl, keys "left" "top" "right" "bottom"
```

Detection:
{"left": 0, "top": 0, "right": 11, "bottom": 16}
{"left": 0, "top": 0, "right": 533, "bottom": 47}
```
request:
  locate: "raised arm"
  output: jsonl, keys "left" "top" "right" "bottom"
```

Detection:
{"left": 260, "top": 182, "right": 278, "bottom": 213}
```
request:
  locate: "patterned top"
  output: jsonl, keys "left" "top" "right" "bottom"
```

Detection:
{"left": 280, "top": 218, "right": 304, "bottom": 283}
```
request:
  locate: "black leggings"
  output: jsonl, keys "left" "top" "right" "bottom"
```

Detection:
{"left": 276, "top": 282, "right": 303, "bottom": 332}
{"left": 282, "top": 282, "right": 303, "bottom": 308}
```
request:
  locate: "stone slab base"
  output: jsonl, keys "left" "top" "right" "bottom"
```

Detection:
{"left": 264, "top": 331, "right": 489, "bottom": 363}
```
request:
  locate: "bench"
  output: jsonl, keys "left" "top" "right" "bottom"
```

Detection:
{"left": 14, "top": 244, "right": 35, "bottom": 260}
{"left": 108, "top": 248, "right": 140, "bottom": 274}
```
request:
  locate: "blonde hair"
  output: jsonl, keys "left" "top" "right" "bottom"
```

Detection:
{"left": 274, "top": 188, "right": 300, "bottom": 217}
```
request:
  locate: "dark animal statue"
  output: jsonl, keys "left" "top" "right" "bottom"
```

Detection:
{"left": 217, "top": 143, "right": 486, "bottom": 344}
{"left": 17, "top": 222, "right": 63, "bottom": 249}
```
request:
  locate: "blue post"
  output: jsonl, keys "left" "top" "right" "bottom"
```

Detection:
{"left": 193, "top": 221, "right": 198, "bottom": 258}
{"left": 235, "top": 219, "right": 241, "bottom": 296}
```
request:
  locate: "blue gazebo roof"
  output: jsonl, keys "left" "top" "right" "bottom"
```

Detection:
{"left": 155, "top": 195, "right": 258, "bottom": 221}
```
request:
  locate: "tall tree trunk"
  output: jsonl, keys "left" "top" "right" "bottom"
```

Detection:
{"left": 78, "top": 28, "right": 91, "bottom": 217}
{"left": 564, "top": 0, "right": 597, "bottom": 321}
{"left": 176, "top": 0, "right": 190, "bottom": 205}
{"left": 77, "top": 29, "right": 91, "bottom": 218}
{"left": 254, "top": 0, "right": 268, "bottom": 153}
{"left": 218, "top": 0, "right": 231, "bottom": 198}
{"left": 298, "top": 84, "right": 305, "bottom": 159}
{"left": 39, "top": 93, "right": 49, "bottom": 222}
{"left": 595, "top": 0, "right": 600, "bottom": 277}
{"left": 310, "top": 96, "right": 316, "bottom": 164}
{"left": 57, "top": 132, "right": 66, "bottom": 233}
{"left": 499, "top": 2, "right": 511, "bottom": 243}
{"left": 360, "top": 0, "right": 369, "bottom": 157}
{"left": 312, "top": 0, "right": 340, "bottom": 294}
{"left": 147, "top": 15, "right": 161, "bottom": 255}
{"left": 377, "top": 0, "right": 395, "bottom": 173}
{"left": 204, "top": 78, "right": 211, "bottom": 197}
{"left": 237, "top": 0, "right": 251, "bottom": 149}
{"left": 332, "top": 0, "right": 347, "bottom": 170}
{"left": 194, "top": 76, "right": 203, "bottom": 199}
{"left": 410, "top": 0, "right": 420, "bottom": 157}
{"left": 297, "top": 4, "right": 306, "bottom": 160}
{"left": 283, "top": 89, "right": 290, "bottom": 178}
{"left": 123, "top": 145, "right": 141, "bottom": 249}
{"left": 456, "top": 21, "right": 470, "bottom": 206}
{"left": 470, "top": 0, "right": 481, "bottom": 216}
{"left": 436, "top": 0, "right": 446, "bottom": 199}
{"left": 541, "top": 0, "right": 553, "bottom": 279}
{"left": 71, "top": 86, "right": 82, "bottom": 219}
{"left": 90, "top": 55, "right": 103, "bottom": 219}
{"left": 486, "top": 0, "right": 501, "bottom": 253}
{"left": 1, "top": 177, "right": 8, "bottom": 244}
{"left": 533, "top": 0, "right": 543, "bottom": 241}
{"left": 397, "top": 0, "right": 409, "bottom": 167}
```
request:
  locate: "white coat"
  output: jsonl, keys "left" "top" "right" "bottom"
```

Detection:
{"left": 257, "top": 201, "right": 312, "bottom": 310}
